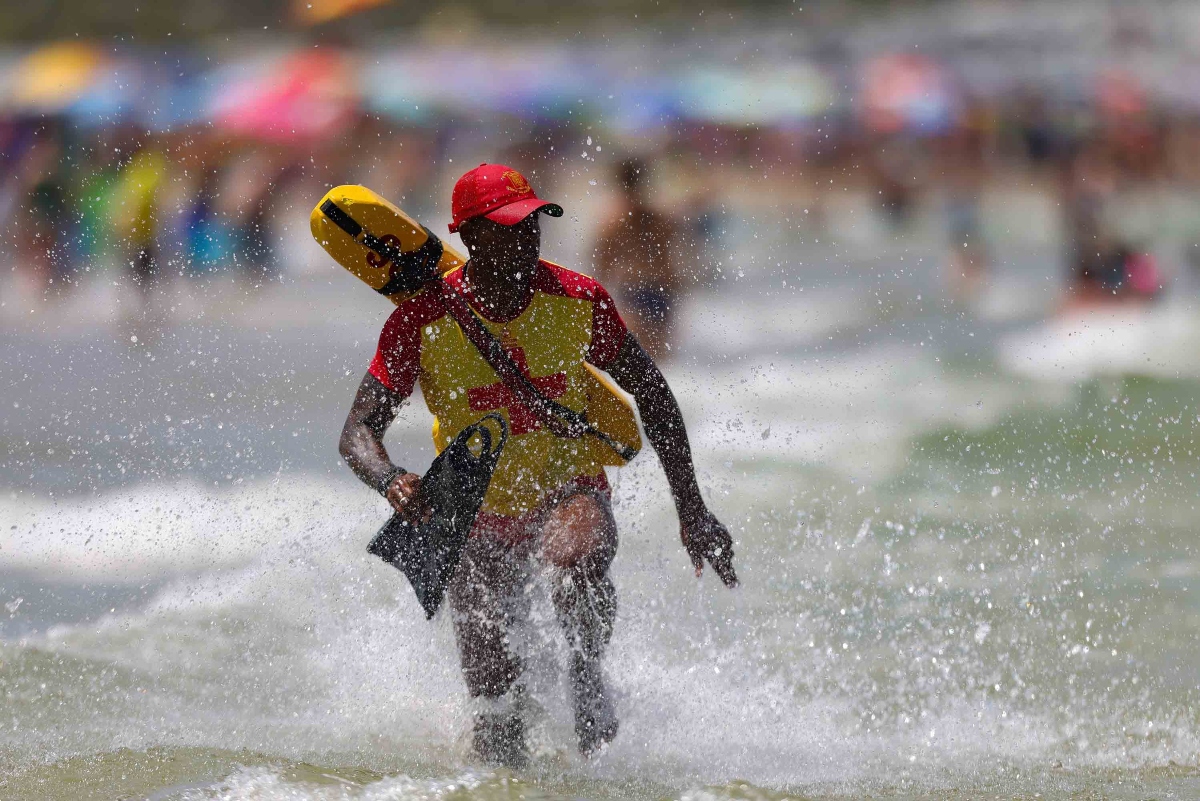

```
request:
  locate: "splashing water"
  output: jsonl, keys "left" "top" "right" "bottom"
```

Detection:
{"left": 5, "top": 361, "right": 1200, "bottom": 801}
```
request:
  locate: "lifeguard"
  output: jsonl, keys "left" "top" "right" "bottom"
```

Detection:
{"left": 338, "top": 163, "right": 737, "bottom": 767}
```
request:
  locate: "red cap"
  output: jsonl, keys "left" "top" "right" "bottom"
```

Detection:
{"left": 448, "top": 163, "right": 563, "bottom": 234}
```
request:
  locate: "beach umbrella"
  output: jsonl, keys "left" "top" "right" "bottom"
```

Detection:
{"left": 362, "top": 45, "right": 594, "bottom": 121}
{"left": 606, "top": 78, "right": 684, "bottom": 133}
{"left": 139, "top": 55, "right": 216, "bottom": 133}
{"left": 65, "top": 53, "right": 153, "bottom": 128}
{"left": 680, "top": 63, "right": 834, "bottom": 125}
{"left": 209, "top": 48, "right": 358, "bottom": 142}
{"left": 12, "top": 42, "right": 105, "bottom": 113}
{"left": 861, "top": 53, "right": 960, "bottom": 135}
{"left": 359, "top": 50, "right": 439, "bottom": 122}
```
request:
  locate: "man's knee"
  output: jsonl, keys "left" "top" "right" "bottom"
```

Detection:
{"left": 541, "top": 494, "right": 614, "bottom": 570}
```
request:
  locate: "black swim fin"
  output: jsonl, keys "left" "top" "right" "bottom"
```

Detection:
{"left": 367, "top": 413, "right": 507, "bottom": 618}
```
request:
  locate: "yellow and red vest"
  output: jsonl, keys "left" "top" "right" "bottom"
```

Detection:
{"left": 369, "top": 260, "right": 630, "bottom": 519}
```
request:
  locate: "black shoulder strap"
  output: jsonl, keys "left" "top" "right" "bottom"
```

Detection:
{"left": 435, "top": 281, "right": 638, "bottom": 462}
{"left": 319, "top": 199, "right": 442, "bottom": 296}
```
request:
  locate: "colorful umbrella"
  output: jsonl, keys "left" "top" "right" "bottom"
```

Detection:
{"left": 12, "top": 41, "right": 105, "bottom": 113}
{"left": 362, "top": 44, "right": 596, "bottom": 121}
{"left": 680, "top": 63, "right": 834, "bottom": 125}
{"left": 210, "top": 48, "right": 358, "bottom": 142}
{"left": 861, "top": 53, "right": 960, "bottom": 135}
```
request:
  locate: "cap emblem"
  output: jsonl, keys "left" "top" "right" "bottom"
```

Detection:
{"left": 504, "top": 170, "right": 532, "bottom": 196}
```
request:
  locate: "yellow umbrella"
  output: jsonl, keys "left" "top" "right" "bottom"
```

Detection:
{"left": 14, "top": 41, "right": 104, "bottom": 112}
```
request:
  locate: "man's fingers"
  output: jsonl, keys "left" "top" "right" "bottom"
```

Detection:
{"left": 684, "top": 519, "right": 737, "bottom": 583}
{"left": 705, "top": 534, "right": 738, "bottom": 588}
{"left": 711, "top": 555, "right": 739, "bottom": 588}
{"left": 387, "top": 477, "right": 423, "bottom": 517}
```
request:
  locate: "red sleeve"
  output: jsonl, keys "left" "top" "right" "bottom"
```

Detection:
{"left": 585, "top": 280, "right": 628, "bottom": 369}
{"left": 535, "top": 262, "right": 630, "bottom": 369}
{"left": 368, "top": 298, "right": 437, "bottom": 396}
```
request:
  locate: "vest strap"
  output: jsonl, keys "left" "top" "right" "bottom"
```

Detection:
{"left": 434, "top": 280, "right": 638, "bottom": 463}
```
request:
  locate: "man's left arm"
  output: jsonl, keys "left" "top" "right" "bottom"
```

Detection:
{"left": 603, "top": 333, "right": 738, "bottom": 587}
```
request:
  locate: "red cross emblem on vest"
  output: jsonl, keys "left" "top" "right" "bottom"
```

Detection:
{"left": 468, "top": 346, "right": 567, "bottom": 435}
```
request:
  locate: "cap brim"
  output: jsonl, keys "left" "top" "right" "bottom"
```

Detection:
{"left": 482, "top": 198, "right": 564, "bottom": 227}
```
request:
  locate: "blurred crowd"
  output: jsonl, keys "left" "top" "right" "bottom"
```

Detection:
{"left": 5, "top": 120, "right": 281, "bottom": 297}
{"left": 8, "top": 10, "right": 1200, "bottom": 350}
{"left": 4, "top": 92, "right": 1193, "bottom": 315}
{"left": 1, "top": 116, "right": 431, "bottom": 298}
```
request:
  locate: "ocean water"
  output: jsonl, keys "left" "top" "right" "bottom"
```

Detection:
{"left": 4, "top": 269, "right": 1200, "bottom": 800}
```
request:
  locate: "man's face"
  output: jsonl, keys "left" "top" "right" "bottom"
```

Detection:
{"left": 460, "top": 213, "right": 541, "bottom": 271}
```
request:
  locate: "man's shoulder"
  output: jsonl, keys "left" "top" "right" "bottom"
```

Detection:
{"left": 536, "top": 260, "right": 613, "bottom": 303}
{"left": 379, "top": 285, "right": 448, "bottom": 340}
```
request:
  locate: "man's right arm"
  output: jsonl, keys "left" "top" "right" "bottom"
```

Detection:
{"left": 339, "top": 372, "right": 420, "bottom": 513}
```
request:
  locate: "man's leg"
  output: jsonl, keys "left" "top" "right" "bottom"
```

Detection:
{"left": 539, "top": 490, "right": 619, "bottom": 755}
{"left": 448, "top": 536, "right": 531, "bottom": 768}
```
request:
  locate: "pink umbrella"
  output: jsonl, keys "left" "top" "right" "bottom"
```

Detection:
{"left": 211, "top": 49, "right": 357, "bottom": 143}
{"left": 861, "top": 54, "right": 959, "bottom": 135}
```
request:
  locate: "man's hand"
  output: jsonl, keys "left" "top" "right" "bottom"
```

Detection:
{"left": 681, "top": 508, "right": 738, "bottom": 588}
{"left": 385, "top": 472, "right": 423, "bottom": 518}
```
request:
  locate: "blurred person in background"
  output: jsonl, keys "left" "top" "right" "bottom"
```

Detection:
{"left": 939, "top": 117, "right": 990, "bottom": 301}
{"left": 15, "top": 120, "right": 74, "bottom": 293}
{"left": 157, "top": 128, "right": 206, "bottom": 279}
{"left": 671, "top": 155, "right": 726, "bottom": 286}
{"left": 1013, "top": 88, "right": 1063, "bottom": 172}
{"left": 355, "top": 120, "right": 435, "bottom": 217}
{"left": 108, "top": 129, "right": 167, "bottom": 320}
{"left": 1059, "top": 141, "right": 1161, "bottom": 309}
{"left": 592, "top": 157, "right": 686, "bottom": 360}
{"left": 74, "top": 125, "right": 126, "bottom": 277}
{"left": 867, "top": 135, "right": 924, "bottom": 231}
{"left": 183, "top": 145, "right": 236, "bottom": 277}
{"left": 1059, "top": 141, "right": 1113, "bottom": 307}
{"left": 220, "top": 142, "right": 284, "bottom": 287}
